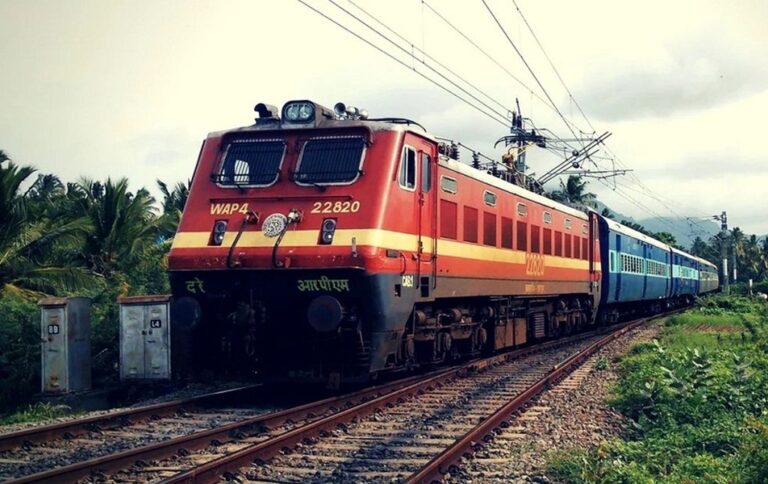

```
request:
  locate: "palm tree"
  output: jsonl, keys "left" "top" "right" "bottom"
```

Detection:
{"left": 73, "top": 178, "right": 161, "bottom": 277}
{"left": 601, "top": 207, "right": 615, "bottom": 219}
{"left": 549, "top": 176, "right": 597, "bottom": 207}
{"left": 0, "top": 153, "right": 93, "bottom": 297}
{"left": 157, "top": 179, "right": 190, "bottom": 239}
{"left": 654, "top": 232, "right": 678, "bottom": 248}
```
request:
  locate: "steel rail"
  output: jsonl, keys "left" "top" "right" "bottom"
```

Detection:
{"left": 0, "top": 384, "right": 262, "bottom": 452}
{"left": 405, "top": 315, "right": 658, "bottom": 483}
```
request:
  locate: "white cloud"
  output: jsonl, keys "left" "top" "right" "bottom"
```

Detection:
{"left": 0, "top": 0, "right": 766, "bottom": 235}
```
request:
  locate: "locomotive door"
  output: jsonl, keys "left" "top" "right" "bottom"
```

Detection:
{"left": 415, "top": 138, "right": 437, "bottom": 295}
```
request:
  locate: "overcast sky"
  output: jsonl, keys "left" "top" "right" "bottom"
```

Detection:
{"left": 2, "top": 0, "right": 767, "bottom": 236}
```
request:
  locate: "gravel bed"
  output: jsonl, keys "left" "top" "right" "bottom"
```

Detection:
{"left": 448, "top": 322, "right": 662, "bottom": 483}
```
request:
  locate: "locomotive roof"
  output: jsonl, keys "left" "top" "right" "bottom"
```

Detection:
{"left": 438, "top": 156, "right": 588, "bottom": 220}
{"left": 208, "top": 117, "right": 434, "bottom": 140}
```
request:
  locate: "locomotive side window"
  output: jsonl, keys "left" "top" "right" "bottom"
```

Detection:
{"left": 399, "top": 146, "right": 417, "bottom": 190}
{"left": 295, "top": 136, "right": 366, "bottom": 185}
{"left": 501, "top": 217, "right": 514, "bottom": 249}
{"left": 517, "top": 203, "right": 527, "bottom": 216}
{"left": 463, "top": 206, "right": 478, "bottom": 243}
{"left": 543, "top": 212, "right": 552, "bottom": 224}
{"left": 440, "top": 176, "right": 458, "bottom": 194}
{"left": 483, "top": 190, "right": 497, "bottom": 207}
{"left": 421, "top": 153, "right": 431, "bottom": 192}
{"left": 483, "top": 211, "right": 496, "bottom": 246}
{"left": 216, "top": 139, "right": 286, "bottom": 186}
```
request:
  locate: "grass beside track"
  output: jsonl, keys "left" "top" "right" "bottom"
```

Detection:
{"left": 547, "top": 295, "right": 768, "bottom": 484}
{"left": 0, "top": 402, "right": 78, "bottom": 426}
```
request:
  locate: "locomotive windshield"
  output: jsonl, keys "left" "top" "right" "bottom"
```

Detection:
{"left": 214, "top": 139, "right": 285, "bottom": 186}
{"left": 294, "top": 136, "right": 366, "bottom": 185}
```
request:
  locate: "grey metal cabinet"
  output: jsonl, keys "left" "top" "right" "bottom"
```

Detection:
{"left": 39, "top": 297, "right": 91, "bottom": 393}
{"left": 119, "top": 295, "right": 171, "bottom": 380}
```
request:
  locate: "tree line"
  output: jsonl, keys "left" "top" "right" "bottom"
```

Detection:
{"left": 0, "top": 150, "right": 188, "bottom": 411}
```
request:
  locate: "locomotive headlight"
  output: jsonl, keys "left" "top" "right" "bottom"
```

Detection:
{"left": 211, "top": 220, "right": 228, "bottom": 245}
{"left": 282, "top": 101, "right": 315, "bottom": 123}
{"left": 319, "top": 218, "right": 336, "bottom": 245}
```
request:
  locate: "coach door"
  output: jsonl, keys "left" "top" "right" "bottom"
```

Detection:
{"left": 588, "top": 212, "right": 601, "bottom": 300}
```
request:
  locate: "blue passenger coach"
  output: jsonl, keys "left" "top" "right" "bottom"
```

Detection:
{"left": 695, "top": 256, "right": 719, "bottom": 294}
{"left": 670, "top": 247, "right": 699, "bottom": 302}
{"left": 597, "top": 214, "right": 671, "bottom": 318}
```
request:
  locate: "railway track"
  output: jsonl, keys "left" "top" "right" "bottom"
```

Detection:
{"left": 0, "top": 385, "right": 271, "bottom": 481}
{"left": 0, "top": 313, "right": 666, "bottom": 483}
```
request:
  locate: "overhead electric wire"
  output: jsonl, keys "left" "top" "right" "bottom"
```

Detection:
{"left": 297, "top": 0, "right": 510, "bottom": 128}
{"left": 509, "top": 0, "right": 596, "bottom": 134}
{"left": 421, "top": 0, "right": 588, "bottom": 137}
{"left": 325, "top": 0, "right": 513, "bottom": 124}
{"left": 480, "top": 0, "right": 584, "bottom": 146}
{"left": 346, "top": 0, "right": 510, "bottom": 116}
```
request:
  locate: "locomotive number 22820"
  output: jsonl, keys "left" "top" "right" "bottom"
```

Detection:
{"left": 311, "top": 201, "right": 361, "bottom": 214}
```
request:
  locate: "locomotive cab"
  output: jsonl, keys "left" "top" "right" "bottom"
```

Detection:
{"left": 168, "top": 100, "right": 439, "bottom": 383}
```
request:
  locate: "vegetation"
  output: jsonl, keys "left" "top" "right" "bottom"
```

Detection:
{"left": 548, "top": 295, "right": 768, "bottom": 483}
{"left": 0, "top": 150, "right": 187, "bottom": 414}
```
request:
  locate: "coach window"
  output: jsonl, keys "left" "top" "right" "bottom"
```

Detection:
{"left": 421, "top": 153, "right": 431, "bottom": 192}
{"left": 399, "top": 146, "right": 417, "bottom": 190}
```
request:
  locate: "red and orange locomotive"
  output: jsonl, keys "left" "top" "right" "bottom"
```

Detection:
{"left": 168, "top": 100, "right": 602, "bottom": 384}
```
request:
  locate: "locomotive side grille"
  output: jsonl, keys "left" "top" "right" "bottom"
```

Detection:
{"left": 214, "top": 139, "right": 285, "bottom": 186}
{"left": 531, "top": 312, "right": 546, "bottom": 338}
{"left": 295, "top": 136, "right": 366, "bottom": 184}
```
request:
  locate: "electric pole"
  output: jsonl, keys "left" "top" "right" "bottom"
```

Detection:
{"left": 715, "top": 211, "right": 729, "bottom": 294}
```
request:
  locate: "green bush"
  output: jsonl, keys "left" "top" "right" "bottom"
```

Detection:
{"left": 547, "top": 296, "right": 768, "bottom": 483}
{"left": 0, "top": 296, "right": 42, "bottom": 411}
